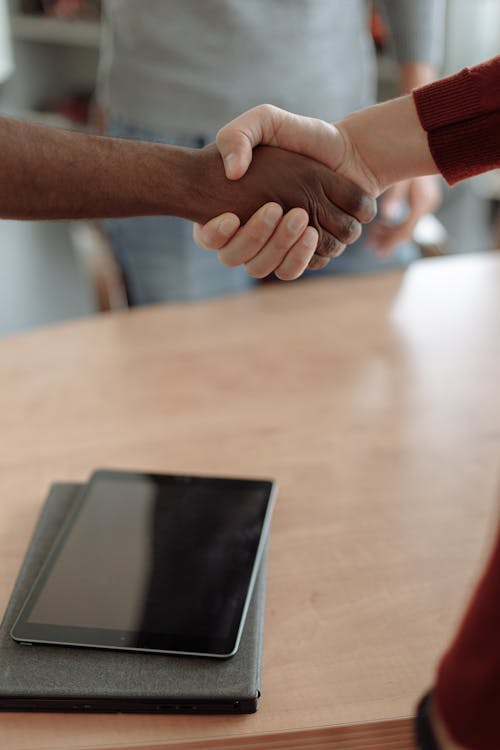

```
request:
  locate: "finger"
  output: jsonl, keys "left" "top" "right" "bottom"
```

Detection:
{"left": 193, "top": 213, "right": 241, "bottom": 250}
{"left": 323, "top": 171, "right": 378, "bottom": 224}
{"left": 369, "top": 217, "right": 418, "bottom": 255}
{"left": 274, "top": 227, "right": 319, "bottom": 281}
{"left": 217, "top": 202, "right": 284, "bottom": 267}
{"left": 307, "top": 254, "right": 331, "bottom": 271}
{"left": 314, "top": 231, "right": 347, "bottom": 259}
{"left": 244, "top": 208, "right": 311, "bottom": 278}
{"left": 371, "top": 179, "right": 430, "bottom": 254}
{"left": 315, "top": 202, "right": 361, "bottom": 253}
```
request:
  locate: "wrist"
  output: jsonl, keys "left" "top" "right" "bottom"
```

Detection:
{"left": 332, "top": 120, "right": 382, "bottom": 198}
{"left": 153, "top": 143, "right": 201, "bottom": 221}
{"left": 158, "top": 144, "right": 230, "bottom": 225}
{"left": 336, "top": 95, "right": 438, "bottom": 194}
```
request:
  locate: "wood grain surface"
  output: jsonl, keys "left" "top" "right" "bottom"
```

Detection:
{"left": 1, "top": 253, "right": 500, "bottom": 750}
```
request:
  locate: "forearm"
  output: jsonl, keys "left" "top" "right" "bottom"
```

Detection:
{"left": 336, "top": 95, "right": 436, "bottom": 195}
{"left": 337, "top": 55, "right": 500, "bottom": 194}
{"left": 0, "top": 115, "right": 375, "bottom": 259}
{"left": 0, "top": 116, "right": 199, "bottom": 221}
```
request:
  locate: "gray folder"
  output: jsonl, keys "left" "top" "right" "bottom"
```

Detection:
{"left": 0, "top": 483, "right": 267, "bottom": 714}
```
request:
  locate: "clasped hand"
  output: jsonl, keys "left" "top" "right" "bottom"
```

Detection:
{"left": 194, "top": 104, "right": 440, "bottom": 279}
{"left": 190, "top": 134, "right": 376, "bottom": 280}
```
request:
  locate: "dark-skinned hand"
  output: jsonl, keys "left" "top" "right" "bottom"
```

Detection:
{"left": 188, "top": 143, "right": 376, "bottom": 266}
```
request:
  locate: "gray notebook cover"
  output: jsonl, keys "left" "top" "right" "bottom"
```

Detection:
{"left": 0, "top": 483, "right": 267, "bottom": 714}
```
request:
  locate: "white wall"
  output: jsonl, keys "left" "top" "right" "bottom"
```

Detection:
{"left": 444, "top": 0, "right": 500, "bottom": 72}
{"left": 0, "top": 0, "right": 13, "bottom": 83}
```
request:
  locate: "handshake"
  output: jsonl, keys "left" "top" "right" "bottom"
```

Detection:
{"left": 1, "top": 92, "right": 443, "bottom": 278}
{"left": 189, "top": 110, "right": 377, "bottom": 281}
{"left": 191, "top": 100, "right": 441, "bottom": 279}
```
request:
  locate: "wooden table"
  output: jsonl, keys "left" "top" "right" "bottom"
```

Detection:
{"left": 1, "top": 253, "right": 500, "bottom": 750}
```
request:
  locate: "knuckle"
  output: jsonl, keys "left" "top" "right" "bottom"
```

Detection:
{"left": 260, "top": 103, "right": 274, "bottom": 116}
{"left": 244, "top": 259, "right": 268, "bottom": 279}
{"left": 331, "top": 242, "right": 346, "bottom": 258}
{"left": 316, "top": 201, "right": 360, "bottom": 244}
{"left": 315, "top": 233, "right": 345, "bottom": 258}
{"left": 308, "top": 254, "right": 330, "bottom": 271}
{"left": 346, "top": 191, "right": 378, "bottom": 223}
{"left": 205, "top": 228, "right": 226, "bottom": 249}
{"left": 284, "top": 221, "right": 307, "bottom": 241}
{"left": 336, "top": 215, "right": 361, "bottom": 244}
{"left": 246, "top": 223, "right": 271, "bottom": 244}
{"left": 280, "top": 257, "right": 304, "bottom": 280}
{"left": 276, "top": 268, "right": 295, "bottom": 281}
{"left": 259, "top": 103, "right": 281, "bottom": 122}
{"left": 217, "top": 249, "right": 241, "bottom": 268}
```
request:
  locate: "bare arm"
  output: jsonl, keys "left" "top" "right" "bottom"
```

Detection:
{"left": 196, "top": 56, "right": 500, "bottom": 273}
{"left": 0, "top": 116, "right": 374, "bottom": 262}
{"left": 334, "top": 94, "right": 438, "bottom": 195}
{"left": 0, "top": 116, "right": 196, "bottom": 221}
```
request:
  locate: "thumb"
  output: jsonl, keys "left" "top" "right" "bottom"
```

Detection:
{"left": 216, "top": 127, "right": 254, "bottom": 181}
{"left": 217, "top": 104, "right": 346, "bottom": 180}
{"left": 216, "top": 104, "right": 279, "bottom": 180}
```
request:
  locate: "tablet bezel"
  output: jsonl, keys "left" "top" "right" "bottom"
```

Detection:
{"left": 11, "top": 469, "right": 276, "bottom": 658}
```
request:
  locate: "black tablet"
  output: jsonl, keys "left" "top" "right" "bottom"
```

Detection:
{"left": 11, "top": 469, "right": 276, "bottom": 658}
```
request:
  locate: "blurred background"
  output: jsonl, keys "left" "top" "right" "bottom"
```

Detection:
{"left": 0, "top": 0, "right": 499, "bottom": 336}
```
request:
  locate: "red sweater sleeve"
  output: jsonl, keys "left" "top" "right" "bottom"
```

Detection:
{"left": 413, "top": 56, "right": 500, "bottom": 185}
{"left": 435, "top": 523, "right": 500, "bottom": 749}
{"left": 415, "top": 58, "right": 500, "bottom": 748}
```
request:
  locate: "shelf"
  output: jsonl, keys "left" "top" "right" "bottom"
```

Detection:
{"left": 10, "top": 14, "right": 100, "bottom": 48}
{"left": 19, "top": 108, "right": 72, "bottom": 126}
{"left": 16, "top": 108, "right": 92, "bottom": 132}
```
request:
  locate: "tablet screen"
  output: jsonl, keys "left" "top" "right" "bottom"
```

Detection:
{"left": 11, "top": 470, "right": 276, "bottom": 657}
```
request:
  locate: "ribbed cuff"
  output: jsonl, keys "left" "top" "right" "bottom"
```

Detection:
{"left": 414, "top": 68, "right": 480, "bottom": 131}
{"left": 413, "top": 56, "right": 500, "bottom": 132}
{"left": 427, "top": 112, "right": 500, "bottom": 185}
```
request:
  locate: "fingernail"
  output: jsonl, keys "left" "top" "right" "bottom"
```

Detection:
{"left": 301, "top": 227, "right": 318, "bottom": 249}
{"left": 224, "top": 153, "right": 238, "bottom": 178}
{"left": 263, "top": 204, "right": 283, "bottom": 227}
{"left": 219, "top": 216, "right": 238, "bottom": 237}
{"left": 308, "top": 257, "right": 322, "bottom": 270}
{"left": 287, "top": 213, "right": 307, "bottom": 233}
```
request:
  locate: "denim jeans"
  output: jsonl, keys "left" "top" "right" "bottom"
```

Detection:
{"left": 102, "top": 118, "right": 255, "bottom": 305}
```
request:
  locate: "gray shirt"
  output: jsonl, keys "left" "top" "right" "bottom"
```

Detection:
{"left": 98, "top": 0, "right": 444, "bottom": 136}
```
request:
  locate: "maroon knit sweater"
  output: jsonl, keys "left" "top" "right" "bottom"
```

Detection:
{"left": 413, "top": 55, "right": 500, "bottom": 185}
{"left": 413, "top": 56, "right": 500, "bottom": 749}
